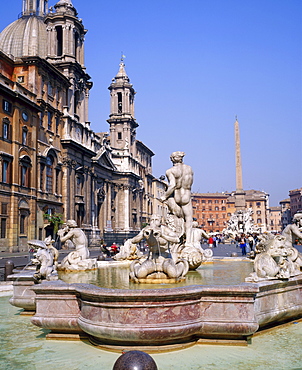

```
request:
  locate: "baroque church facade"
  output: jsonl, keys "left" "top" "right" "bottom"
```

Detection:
{"left": 0, "top": 0, "right": 166, "bottom": 251}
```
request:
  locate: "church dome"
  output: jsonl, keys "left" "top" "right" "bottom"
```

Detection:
{"left": 0, "top": 15, "right": 47, "bottom": 59}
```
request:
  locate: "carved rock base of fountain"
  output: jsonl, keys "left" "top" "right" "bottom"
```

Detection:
{"left": 57, "top": 258, "right": 97, "bottom": 273}
{"left": 129, "top": 256, "right": 189, "bottom": 284}
{"left": 130, "top": 275, "right": 186, "bottom": 284}
{"left": 8, "top": 270, "right": 36, "bottom": 312}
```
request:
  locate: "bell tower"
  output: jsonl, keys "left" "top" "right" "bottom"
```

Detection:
{"left": 45, "top": 0, "right": 92, "bottom": 124}
{"left": 107, "top": 59, "right": 138, "bottom": 155}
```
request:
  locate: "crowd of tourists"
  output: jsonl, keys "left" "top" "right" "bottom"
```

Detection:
{"left": 234, "top": 234, "right": 257, "bottom": 256}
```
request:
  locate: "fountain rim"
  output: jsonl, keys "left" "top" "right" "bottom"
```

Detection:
{"left": 31, "top": 278, "right": 262, "bottom": 297}
{"left": 31, "top": 274, "right": 302, "bottom": 300}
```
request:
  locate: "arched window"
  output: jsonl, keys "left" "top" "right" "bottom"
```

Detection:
{"left": 117, "top": 92, "right": 122, "bottom": 113}
{"left": 19, "top": 155, "right": 31, "bottom": 187}
{"left": 56, "top": 26, "right": 63, "bottom": 56}
{"left": 46, "top": 155, "right": 54, "bottom": 193}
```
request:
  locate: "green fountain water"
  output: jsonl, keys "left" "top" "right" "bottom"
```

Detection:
{"left": 2, "top": 259, "right": 302, "bottom": 369}
{"left": 0, "top": 293, "right": 301, "bottom": 369}
{"left": 58, "top": 259, "right": 254, "bottom": 289}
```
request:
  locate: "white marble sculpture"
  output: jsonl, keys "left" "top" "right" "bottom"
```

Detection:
{"left": 28, "top": 236, "right": 59, "bottom": 282}
{"left": 130, "top": 152, "right": 212, "bottom": 282}
{"left": 246, "top": 213, "right": 302, "bottom": 282}
{"left": 114, "top": 239, "right": 142, "bottom": 261}
{"left": 129, "top": 214, "right": 189, "bottom": 283}
{"left": 160, "top": 151, "right": 194, "bottom": 247}
{"left": 57, "top": 220, "right": 97, "bottom": 271}
{"left": 223, "top": 208, "right": 259, "bottom": 239}
{"left": 180, "top": 221, "right": 213, "bottom": 269}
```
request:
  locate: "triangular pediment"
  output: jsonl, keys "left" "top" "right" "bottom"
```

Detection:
{"left": 92, "top": 148, "right": 116, "bottom": 171}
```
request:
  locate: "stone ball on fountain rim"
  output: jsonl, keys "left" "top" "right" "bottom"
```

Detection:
{"left": 113, "top": 350, "right": 158, "bottom": 370}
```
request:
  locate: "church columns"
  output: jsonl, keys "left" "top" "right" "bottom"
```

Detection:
{"left": 83, "top": 89, "right": 89, "bottom": 123}
{"left": 123, "top": 187, "right": 130, "bottom": 231}
{"left": 62, "top": 25, "right": 67, "bottom": 56}
{"left": 105, "top": 182, "right": 112, "bottom": 231}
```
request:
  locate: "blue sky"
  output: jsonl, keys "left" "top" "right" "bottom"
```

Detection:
{"left": 1, "top": 0, "right": 301, "bottom": 206}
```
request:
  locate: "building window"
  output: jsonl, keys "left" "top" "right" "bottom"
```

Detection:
{"left": 55, "top": 169, "right": 60, "bottom": 194}
{"left": 48, "top": 111, "right": 53, "bottom": 131}
{"left": 40, "top": 163, "right": 45, "bottom": 191}
{"left": 2, "top": 117, "right": 12, "bottom": 141}
{"left": 56, "top": 26, "right": 63, "bottom": 56}
{"left": 19, "top": 156, "right": 31, "bottom": 187}
{"left": 117, "top": 132, "right": 122, "bottom": 140}
{"left": 21, "top": 166, "right": 28, "bottom": 187}
{"left": 117, "top": 92, "right": 122, "bottom": 113}
{"left": 215, "top": 206, "right": 219, "bottom": 211}
{"left": 39, "top": 227, "right": 43, "bottom": 240}
{"left": 55, "top": 116, "right": 60, "bottom": 134}
{"left": 208, "top": 200, "right": 212, "bottom": 204}
{"left": 76, "top": 175, "right": 84, "bottom": 195}
{"left": 74, "top": 90, "right": 80, "bottom": 115}
{"left": 46, "top": 156, "right": 54, "bottom": 193}
{"left": 21, "top": 111, "right": 29, "bottom": 122}
{"left": 257, "top": 218, "right": 262, "bottom": 224}
{"left": 40, "top": 112, "right": 44, "bottom": 127}
{"left": 2, "top": 99, "right": 12, "bottom": 114}
{"left": 202, "top": 200, "right": 205, "bottom": 203}
{"left": 257, "top": 210, "right": 261, "bottom": 215}
{"left": 20, "top": 214, "right": 26, "bottom": 234}
{"left": 0, "top": 218, "right": 6, "bottom": 238}
{"left": 22, "top": 127, "right": 28, "bottom": 145}
{"left": 222, "top": 206, "right": 226, "bottom": 211}
{"left": 2, "top": 160, "right": 10, "bottom": 183}
{"left": 1, "top": 203, "right": 8, "bottom": 215}
{"left": 74, "top": 32, "right": 79, "bottom": 58}
{"left": 256, "top": 202, "right": 261, "bottom": 207}
{"left": 48, "top": 84, "right": 53, "bottom": 97}
{"left": 17, "top": 75, "right": 25, "bottom": 83}
{"left": 3, "top": 122, "right": 8, "bottom": 139}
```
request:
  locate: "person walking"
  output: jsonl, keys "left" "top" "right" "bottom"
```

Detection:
{"left": 208, "top": 236, "right": 214, "bottom": 248}
{"left": 239, "top": 234, "right": 246, "bottom": 256}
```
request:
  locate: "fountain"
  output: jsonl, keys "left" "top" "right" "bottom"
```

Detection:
{"left": 7, "top": 152, "right": 302, "bottom": 352}
{"left": 223, "top": 208, "right": 260, "bottom": 240}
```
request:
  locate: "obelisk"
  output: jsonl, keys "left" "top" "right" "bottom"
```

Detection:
{"left": 234, "top": 117, "right": 246, "bottom": 210}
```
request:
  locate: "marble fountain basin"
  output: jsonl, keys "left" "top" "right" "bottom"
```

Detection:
{"left": 30, "top": 277, "right": 302, "bottom": 349}
{"left": 8, "top": 260, "right": 302, "bottom": 350}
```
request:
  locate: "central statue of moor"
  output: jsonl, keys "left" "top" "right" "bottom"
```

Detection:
{"left": 161, "top": 151, "right": 194, "bottom": 247}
